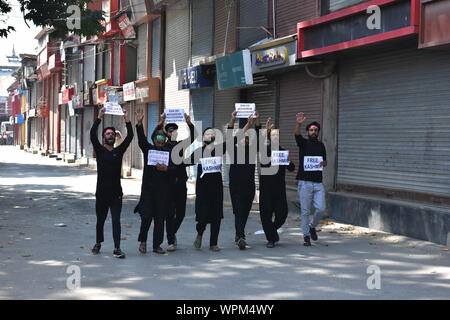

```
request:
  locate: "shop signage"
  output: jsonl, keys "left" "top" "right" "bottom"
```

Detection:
{"left": 123, "top": 82, "right": 136, "bottom": 101}
{"left": 117, "top": 14, "right": 136, "bottom": 39}
{"left": 62, "top": 88, "right": 74, "bottom": 104}
{"left": 178, "top": 65, "right": 214, "bottom": 90}
{"left": 254, "top": 46, "right": 288, "bottom": 68}
{"left": 216, "top": 50, "right": 253, "bottom": 90}
{"left": 72, "top": 93, "right": 83, "bottom": 109}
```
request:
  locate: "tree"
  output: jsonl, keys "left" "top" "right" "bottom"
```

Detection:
{"left": 0, "top": 0, "right": 105, "bottom": 38}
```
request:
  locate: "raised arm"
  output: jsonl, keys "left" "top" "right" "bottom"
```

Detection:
{"left": 115, "top": 109, "right": 134, "bottom": 154}
{"left": 295, "top": 112, "right": 306, "bottom": 136}
{"left": 135, "top": 109, "right": 151, "bottom": 152}
{"left": 90, "top": 107, "right": 105, "bottom": 152}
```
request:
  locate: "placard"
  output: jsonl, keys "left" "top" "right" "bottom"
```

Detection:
{"left": 123, "top": 82, "right": 136, "bottom": 101}
{"left": 104, "top": 102, "right": 124, "bottom": 116}
{"left": 165, "top": 108, "right": 185, "bottom": 123}
{"left": 200, "top": 156, "right": 222, "bottom": 178}
{"left": 68, "top": 101, "right": 75, "bottom": 117}
{"left": 147, "top": 150, "right": 170, "bottom": 166}
{"left": 235, "top": 103, "right": 256, "bottom": 119}
{"left": 271, "top": 150, "right": 290, "bottom": 166}
{"left": 304, "top": 156, "right": 323, "bottom": 171}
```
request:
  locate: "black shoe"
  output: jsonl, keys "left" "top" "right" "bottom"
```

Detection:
{"left": 237, "top": 238, "right": 247, "bottom": 250}
{"left": 153, "top": 247, "right": 166, "bottom": 254}
{"left": 194, "top": 234, "right": 202, "bottom": 249}
{"left": 113, "top": 248, "right": 126, "bottom": 258}
{"left": 266, "top": 241, "right": 275, "bottom": 248}
{"left": 174, "top": 235, "right": 178, "bottom": 246}
{"left": 275, "top": 232, "right": 280, "bottom": 243}
{"left": 303, "top": 236, "right": 311, "bottom": 247}
{"left": 310, "top": 226, "right": 318, "bottom": 241}
{"left": 91, "top": 243, "right": 101, "bottom": 255}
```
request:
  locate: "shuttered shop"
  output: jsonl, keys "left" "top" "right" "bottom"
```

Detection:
{"left": 337, "top": 47, "right": 450, "bottom": 200}
{"left": 191, "top": 0, "right": 213, "bottom": 65}
{"left": 279, "top": 70, "right": 323, "bottom": 188}
{"left": 214, "top": 0, "right": 237, "bottom": 55}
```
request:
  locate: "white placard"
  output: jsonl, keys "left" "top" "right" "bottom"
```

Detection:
{"left": 235, "top": 103, "right": 256, "bottom": 118}
{"left": 165, "top": 108, "right": 185, "bottom": 123}
{"left": 200, "top": 156, "right": 222, "bottom": 178}
{"left": 304, "top": 156, "right": 324, "bottom": 171}
{"left": 104, "top": 102, "right": 124, "bottom": 116}
{"left": 147, "top": 150, "right": 170, "bottom": 166}
{"left": 271, "top": 150, "right": 290, "bottom": 166}
{"left": 123, "top": 82, "right": 136, "bottom": 102}
{"left": 68, "top": 101, "right": 75, "bottom": 117}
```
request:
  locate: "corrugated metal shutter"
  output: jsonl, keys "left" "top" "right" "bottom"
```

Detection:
{"left": 147, "top": 102, "right": 159, "bottom": 144}
{"left": 165, "top": 1, "right": 190, "bottom": 139}
{"left": 214, "top": 80, "right": 240, "bottom": 184}
{"left": 279, "top": 70, "right": 323, "bottom": 187}
{"left": 137, "top": 23, "right": 148, "bottom": 80}
{"left": 238, "top": 0, "right": 268, "bottom": 49}
{"left": 151, "top": 17, "right": 161, "bottom": 78}
{"left": 84, "top": 46, "right": 96, "bottom": 83}
{"left": 246, "top": 75, "right": 276, "bottom": 188}
{"left": 329, "top": 0, "right": 365, "bottom": 12}
{"left": 191, "top": 0, "right": 213, "bottom": 65}
{"left": 96, "top": 45, "right": 103, "bottom": 80}
{"left": 337, "top": 47, "right": 450, "bottom": 197}
{"left": 214, "top": 0, "right": 237, "bottom": 55}
{"left": 113, "top": 39, "right": 120, "bottom": 86}
{"left": 104, "top": 44, "right": 111, "bottom": 80}
{"left": 275, "top": 0, "right": 317, "bottom": 38}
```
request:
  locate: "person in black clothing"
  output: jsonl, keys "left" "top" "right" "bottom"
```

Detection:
{"left": 294, "top": 112, "right": 327, "bottom": 247}
{"left": 153, "top": 112, "right": 197, "bottom": 252}
{"left": 90, "top": 106, "right": 133, "bottom": 259}
{"left": 227, "top": 110, "right": 259, "bottom": 250}
{"left": 192, "top": 120, "right": 253, "bottom": 251}
{"left": 134, "top": 109, "right": 173, "bottom": 254}
{"left": 258, "top": 117, "right": 296, "bottom": 248}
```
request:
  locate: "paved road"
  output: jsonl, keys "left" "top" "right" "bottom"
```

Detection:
{"left": 0, "top": 146, "right": 449, "bottom": 300}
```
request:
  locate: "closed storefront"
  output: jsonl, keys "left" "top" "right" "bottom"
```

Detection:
{"left": 337, "top": 47, "right": 450, "bottom": 203}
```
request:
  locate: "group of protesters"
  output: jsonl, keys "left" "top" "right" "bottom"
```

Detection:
{"left": 90, "top": 106, "right": 327, "bottom": 259}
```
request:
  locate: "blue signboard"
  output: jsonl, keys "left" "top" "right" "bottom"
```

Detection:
{"left": 16, "top": 114, "right": 25, "bottom": 124}
{"left": 178, "top": 65, "right": 214, "bottom": 90}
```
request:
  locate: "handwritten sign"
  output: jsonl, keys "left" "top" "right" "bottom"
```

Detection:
{"left": 304, "top": 156, "right": 323, "bottom": 171}
{"left": 165, "top": 108, "right": 185, "bottom": 123}
{"left": 147, "top": 150, "right": 170, "bottom": 166}
{"left": 200, "top": 156, "right": 222, "bottom": 178}
{"left": 235, "top": 103, "right": 256, "bottom": 119}
{"left": 123, "top": 82, "right": 136, "bottom": 102}
{"left": 271, "top": 150, "right": 290, "bottom": 166}
{"left": 104, "top": 102, "right": 124, "bottom": 116}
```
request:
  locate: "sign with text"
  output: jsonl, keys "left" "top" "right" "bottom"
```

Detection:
{"left": 147, "top": 150, "right": 170, "bottom": 166}
{"left": 117, "top": 13, "right": 136, "bottom": 39}
{"left": 178, "top": 65, "right": 214, "bottom": 90}
{"left": 216, "top": 50, "right": 253, "bottom": 90}
{"left": 104, "top": 102, "right": 124, "bottom": 116}
{"left": 304, "top": 156, "right": 323, "bottom": 171}
{"left": 200, "top": 156, "right": 222, "bottom": 178}
{"left": 235, "top": 103, "right": 256, "bottom": 118}
{"left": 165, "top": 108, "right": 185, "bottom": 123}
{"left": 123, "top": 82, "right": 136, "bottom": 101}
{"left": 271, "top": 150, "right": 290, "bottom": 166}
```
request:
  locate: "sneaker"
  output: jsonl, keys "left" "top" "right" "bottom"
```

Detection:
{"left": 194, "top": 234, "right": 202, "bottom": 249}
{"left": 303, "top": 236, "right": 311, "bottom": 247}
{"left": 209, "top": 246, "right": 221, "bottom": 252}
{"left": 91, "top": 243, "right": 101, "bottom": 255}
{"left": 310, "top": 226, "right": 318, "bottom": 241}
{"left": 266, "top": 241, "right": 275, "bottom": 248}
{"left": 153, "top": 247, "right": 166, "bottom": 254}
{"left": 234, "top": 235, "right": 239, "bottom": 244}
{"left": 167, "top": 244, "right": 177, "bottom": 252}
{"left": 113, "top": 248, "right": 126, "bottom": 258}
{"left": 237, "top": 238, "right": 247, "bottom": 250}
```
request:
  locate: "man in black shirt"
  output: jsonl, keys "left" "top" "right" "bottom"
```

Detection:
{"left": 90, "top": 106, "right": 134, "bottom": 258}
{"left": 294, "top": 112, "right": 327, "bottom": 247}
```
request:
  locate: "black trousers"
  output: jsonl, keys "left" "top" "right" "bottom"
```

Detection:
{"left": 96, "top": 195, "right": 122, "bottom": 249}
{"left": 259, "top": 188, "right": 288, "bottom": 242}
{"left": 230, "top": 190, "right": 255, "bottom": 239}
{"left": 137, "top": 191, "right": 168, "bottom": 249}
{"left": 166, "top": 181, "right": 187, "bottom": 245}
{"left": 196, "top": 220, "right": 221, "bottom": 247}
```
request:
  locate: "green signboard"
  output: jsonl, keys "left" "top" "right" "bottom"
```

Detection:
{"left": 216, "top": 49, "right": 253, "bottom": 90}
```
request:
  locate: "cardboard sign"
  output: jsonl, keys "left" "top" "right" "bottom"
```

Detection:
{"left": 165, "top": 108, "right": 185, "bottom": 123}
{"left": 200, "top": 156, "right": 222, "bottom": 178}
{"left": 235, "top": 103, "right": 256, "bottom": 119}
{"left": 104, "top": 102, "right": 124, "bottom": 116}
{"left": 271, "top": 150, "right": 290, "bottom": 166}
{"left": 304, "top": 156, "right": 323, "bottom": 171}
{"left": 147, "top": 150, "right": 170, "bottom": 166}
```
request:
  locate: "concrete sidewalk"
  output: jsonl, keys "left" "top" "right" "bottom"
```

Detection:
{"left": 0, "top": 146, "right": 449, "bottom": 300}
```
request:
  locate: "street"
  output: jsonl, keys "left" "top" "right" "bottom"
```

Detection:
{"left": 0, "top": 146, "right": 449, "bottom": 300}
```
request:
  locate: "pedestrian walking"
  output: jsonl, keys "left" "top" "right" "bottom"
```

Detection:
{"left": 90, "top": 106, "right": 133, "bottom": 258}
{"left": 258, "top": 117, "right": 295, "bottom": 248}
{"left": 227, "top": 110, "right": 259, "bottom": 250}
{"left": 294, "top": 112, "right": 327, "bottom": 247}
{"left": 134, "top": 109, "right": 173, "bottom": 254}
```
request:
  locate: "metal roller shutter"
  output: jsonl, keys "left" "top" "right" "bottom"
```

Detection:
{"left": 238, "top": 0, "right": 268, "bottom": 49}
{"left": 214, "top": 0, "right": 237, "bottom": 55}
{"left": 191, "top": 0, "right": 213, "bottom": 65}
{"left": 113, "top": 38, "right": 120, "bottom": 86}
{"left": 137, "top": 24, "right": 148, "bottom": 80}
{"left": 165, "top": 1, "right": 190, "bottom": 139}
{"left": 279, "top": 70, "right": 323, "bottom": 187}
{"left": 337, "top": 47, "right": 450, "bottom": 198}
{"left": 84, "top": 46, "right": 95, "bottom": 83}
{"left": 151, "top": 17, "right": 161, "bottom": 79}
{"left": 83, "top": 107, "right": 94, "bottom": 158}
